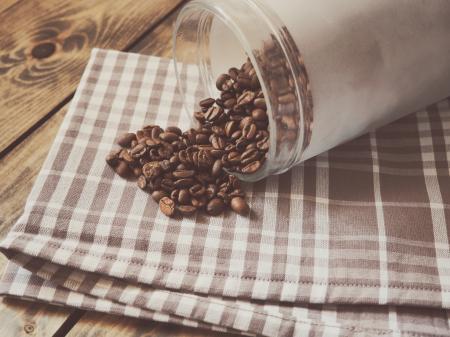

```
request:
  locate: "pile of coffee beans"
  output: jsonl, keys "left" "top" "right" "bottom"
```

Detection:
{"left": 106, "top": 59, "right": 269, "bottom": 217}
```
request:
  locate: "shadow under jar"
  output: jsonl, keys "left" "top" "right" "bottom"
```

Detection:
{"left": 173, "top": 0, "right": 450, "bottom": 182}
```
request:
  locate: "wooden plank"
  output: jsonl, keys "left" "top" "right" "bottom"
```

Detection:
{"left": 0, "top": 254, "right": 76, "bottom": 337}
{"left": 0, "top": 3, "right": 184, "bottom": 336}
{"left": 0, "top": 0, "right": 184, "bottom": 156}
{"left": 65, "top": 311, "right": 236, "bottom": 337}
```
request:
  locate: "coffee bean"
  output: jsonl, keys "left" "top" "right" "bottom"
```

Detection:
{"left": 152, "top": 190, "right": 168, "bottom": 202}
{"left": 114, "top": 161, "right": 131, "bottom": 178}
{"left": 254, "top": 98, "right": 267, "bottom": 109}
{"left": 119, "top": 149, "right": 134, "bottom": 163}
{"left": 206, "top": 198, "right": 225, "bottom": 216}
{"left": 227, "top": 152, "right": 241, "bottom": 164}
{"left": 252, "top": 108, "right": 267, "bottom": 121}
{"left": 236, "top": 91, "right": 255, "bottom": 106}
{"left": 216, "top": 73, "right": 231, "bottom": 91}
{"left": 225, "top": 121, "right": 238, "bottom": 137}
{"left": 199, "top": 97, "right": 216, "bottom": 108}
{"left": 105, "top": 149, "right": 120, "bottom": 167}
{"left": 178, "top": 189, "right": 191, "bottom": 204}
{"left": 159, "top": 197, "right": 176, "bottom": 217}
{"left": 228, "top": 67, "right": 239, "bottom": 80}
{"left": 160, "top": 178, "right": 175, "bottom": 192}
{"left": 117, "top": 133, "right": 136, "bottom": 147}
{"left": 211, "top": 135, "right": 226, "bottom": 150}
{"left": 223, "top": 98, "right": 237, "bottom": 109}
{"left": 174, "top": 178, "right": 195, "bottom": 188}
{"left": 195, "top": 133, "right": 209, "bottom": 145}
{"left": 211, "top": 159, "right": 223, "bottom": 178}
{"left": 191, "top": 196, "right": 206, "bottom": 209}
{"left": 204, "top": 106, "right": 224, "bottom": 122}
{"left": 231, "top": 197, "right": 249, "bottom": 215}
{"left": 242, "top": 123, "right": 257, "bottom": 140}
{"left": 137, "top": 176, "right": 147, "bottom": 189}
{"left": 177, "top": 205, "right": 197, "bottom": 215}
{"left": 173, "top": 169, "right": 195, "bottom": 179}
{"left": 130, "top": 143, "right": 147, "bottom": 158}
{"left": 189, "top": 184, "right": 206, "bottom": 197}
{"left": 159, "top": 132, "right": 179, "bottom": 143}
{"left": 239, "top": 116, "right": 253, "bottom": 129}
{"left": 133, "top": 167, "right": 142, "bottom": 177}
{"left": 143, "top": 162, "right": 162, "bottom": 179}
{"left": 241, "top": 160, "right": 261, "bottom": 173}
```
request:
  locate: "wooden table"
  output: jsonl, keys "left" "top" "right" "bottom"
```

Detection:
{"left": 0, "top": 1, "right": 233, "bottom": 336}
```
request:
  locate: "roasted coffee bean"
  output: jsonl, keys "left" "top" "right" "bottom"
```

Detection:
{"left": 225, "top": 121, "right": 238, "bottom": 137}
{"left": 119, "top": 149, "right": 134, "bottom": 164}
{"left": 216, "top": 73, "right": 231, "bottom": 91}
{"left": 191, "top": 196, "right": 207, "bottom": 209}
{"left": 178, "top": 189, "right": 191, "bottom": 204}
{"left": 254, "top": 97, "right": 267, "bottom": 109}
{"left": 117, "top": 133, "right": 136, "bottom": 148}
{"left": 210, "top": 149, "right": 225, "bottom": 158}
{"left": 136, "top": 130, "right": 145, "bottom": 141}
{"left": 177, "top": 205, "right": 197, "bottom": 215}
{"left": 205, "top": 184, "right": 218, "bottom": 200}
{"left": 174, "top": 178, "right": 195, "bottom": 188}
{"left": 256, "top": 139, "right": 269, "bottom": 151}
{"left": 217, "top": 190, "right": 231, "bottom": 204}
{"left": 194, "top": 111, "right": 205, "bottom": 123}
{"left": 145, "top": 138, "right": 159, "bottom": 148}
{"left": 159, "top": 197, "right": 176, "bottom": 217}
{"left": 227, "top": 152, "right": 241, "bottom": 164}
{"left": 143, "top": 162, "right": 162, "bottom": 179}
{"left": 114, "top": 161, "right": 131, "bottom": 178}
{"left": 211, "top": 159, "right": 223, "bottom": 178}
{"left": 195, "top": 133, "right": 209, "bottom": 145}
{"left": 160, "top": 160, "right": 172, "bottom": 172}
{"left": 152, "top": 190, "right": 168, "bottom": 202}
{"left": 237, "top": 74, "right": 251, "bottom": 89}
{"left": 130, "top": 143, "right": 147, "bottom": 158}
{"left": 228, "top": 67, "right": 239, "bottom": 80}
{"left": 105, "top": 149, "right": 121, "bottom": 167}
{"left": 211, "top": 135, "right": 226, "bottom": 150}
{"left": 159, "top": 132, "right": 179, "bottom": 143}
{"left": 133, "top": 167, "right": 142, "bottom": 177}
{"left": 231, "top": 197, "right": 249, "bottom": 215}
{"left": 199, "top": 97, "right": 216, "bottom": 108}
{"left": 235, "top": 138, "right": 248, "bottom": 152}
{"left": 206, "top": 198, "right": 225, "bottom": 216}
{"left": 173, "top": 169, "right": 195, "bottom": 179}
{"left": 170, "top": 189, "right": 179, "bottom": 201}
{"left": 252, "top": 108, "right": 267, "bottom": 121}
{"left": 239, "top": 116, "right": 253, "bottom": 129}
{"left": 241, "top": 160, "right": 261, "bottom": 173}
{"left": 158, "top": 144, "right": 174, "bottom": 159}
{"left": 223, "top": 98, "right": 237, "bottom": 109}
{"left": 137, "top": 176, "right": 147, "bottom": 189}
{"left": 230, "top": 130, "right": 242, "bottom": 140}
{"left": 160, "top": 178, "right": 175, "bottom": 192}
{"left": 148, "top": 176, "right": 162, "bottom": 191}
{"left": 242, "top": 123, "right": 257, "bottom": 140}
{"left": 204, "top": 106, "right": 224, "bottom": 122}
{"left": 189, "top": 184, "right": 206, "bottom": 197}
{"left": 236, "top": 91, "right": 255, "bottom": 106}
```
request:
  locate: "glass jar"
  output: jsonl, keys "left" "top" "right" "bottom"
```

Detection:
{"left": 173, "top": 0, "right": 450, "bottom": 181}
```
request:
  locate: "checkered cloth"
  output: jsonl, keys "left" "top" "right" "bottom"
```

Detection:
{"left": 1, "top": 49, "right": 449, "bottom": 336}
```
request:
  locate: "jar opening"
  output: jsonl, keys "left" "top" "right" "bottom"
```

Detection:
{"left": 173, "top": 0, "right": 312, "bottom": 181}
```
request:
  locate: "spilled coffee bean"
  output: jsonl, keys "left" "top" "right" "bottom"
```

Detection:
{"left": 106, "top": 59, "right": 270, "bottom": 217}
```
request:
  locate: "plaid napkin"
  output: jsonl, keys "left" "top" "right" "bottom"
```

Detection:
{"left": 1, "top": 49, "right": 449, "bottom": 336}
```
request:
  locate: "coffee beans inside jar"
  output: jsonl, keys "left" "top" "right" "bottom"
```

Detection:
{"left": 106, "top": 59, "right": 269, "bottom": 217}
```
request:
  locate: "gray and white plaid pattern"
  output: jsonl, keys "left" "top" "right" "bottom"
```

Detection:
{"left": 1, "top": 49, "right": 450, "bottom": 336}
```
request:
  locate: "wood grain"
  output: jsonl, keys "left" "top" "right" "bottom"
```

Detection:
{"left": 65, "top": 312, "right": 236, "bottom": 337}
{"left": 0, "top": 0, "right": 183, "bottom": 156}
{"left": 0, "top": 2, "right": 188, "bottom": 337}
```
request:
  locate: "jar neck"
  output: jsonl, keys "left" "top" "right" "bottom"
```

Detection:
{"left": 173, "top": 0, "right": 313, "bottom": 181}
